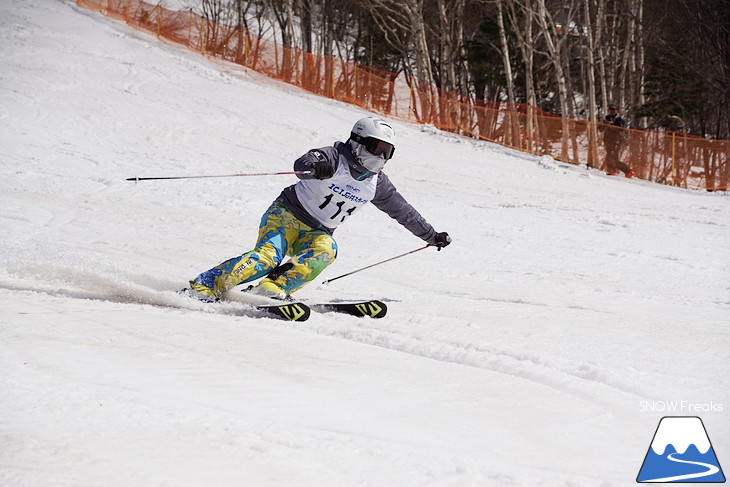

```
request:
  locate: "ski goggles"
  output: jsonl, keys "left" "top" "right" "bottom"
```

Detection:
{"left": 350, "top": 133, "right": 395, "bottom": 160}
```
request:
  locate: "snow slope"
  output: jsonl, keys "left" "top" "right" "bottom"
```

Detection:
{"left": 1, "top": 1, "right": 728, "bottom": 486}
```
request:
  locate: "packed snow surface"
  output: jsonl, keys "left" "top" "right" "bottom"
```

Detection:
{"left": 1, "top": 1, "right": 728, "bottom": 486}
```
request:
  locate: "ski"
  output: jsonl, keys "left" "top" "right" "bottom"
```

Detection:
{"left": 256, "top": 300, "right": 385, "bottom": 320}
{"left": 257, "top": 302, "right": 311, "bottom": 322}
{"left": 184, "top": 288, "right": 384, "bottom": 320}
{"left": 234, "top": 287, "right": 386, "bottom": 319}
{"left": 312, "top": 300, "right": 387, "bottom": 318}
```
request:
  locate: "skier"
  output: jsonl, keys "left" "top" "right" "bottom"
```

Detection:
{"left": 601, "top": 104, "right": 635, "bottom": 178}
{"left": 184, "top": 116, "right": 451, "bottom": 302}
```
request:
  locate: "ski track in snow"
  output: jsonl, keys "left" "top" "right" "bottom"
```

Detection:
{"left": 1, "top": 1, "right": 729, "bottom": 486}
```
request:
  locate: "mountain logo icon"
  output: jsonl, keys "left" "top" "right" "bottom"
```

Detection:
{"left": 637, "top": 416, "right": 725, "bottom": 483}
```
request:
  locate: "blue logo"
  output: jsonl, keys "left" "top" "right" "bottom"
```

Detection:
{"left": 637, "top": 416, "right": 725, "bottom": 483}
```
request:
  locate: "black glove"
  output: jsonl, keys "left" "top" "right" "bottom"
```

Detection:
{"left": 313, "top": 160, "right": 335, "bottom": 180}
{"left": 433, "top": 232, "right": 451, "bottom": 251}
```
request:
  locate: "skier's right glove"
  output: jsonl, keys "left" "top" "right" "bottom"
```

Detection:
{"left": 433, "top": 232, "right": 452, "bottom": 251}
{"left": 313, "top": 160, "right": 335, "bottom": 180}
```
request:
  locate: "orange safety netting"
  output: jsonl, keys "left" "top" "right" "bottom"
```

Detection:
{"left": 75, "top": 0, "right": 729, "bottom": 191}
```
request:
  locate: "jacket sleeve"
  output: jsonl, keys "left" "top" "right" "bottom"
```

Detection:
{"left": 371, "top": 172, "right": 437, "bottom": 244}
{"left": 294, "top": 147, "right": 339, "bottom": 179}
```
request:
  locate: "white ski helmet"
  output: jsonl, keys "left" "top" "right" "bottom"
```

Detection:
{"left": 348, "top": 116, "right": 396, "bottom": 172}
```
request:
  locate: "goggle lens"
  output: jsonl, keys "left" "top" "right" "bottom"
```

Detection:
{"left": 363, "top": 137, "right": 395, "bottom": 160}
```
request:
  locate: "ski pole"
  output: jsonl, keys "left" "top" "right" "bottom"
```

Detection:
{"left": 321, "top": 244, "right": 434, "bottom": 285}
{"left": 126, "top": 170, "right": 312, "bottom": 182}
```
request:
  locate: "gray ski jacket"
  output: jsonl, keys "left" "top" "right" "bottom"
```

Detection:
{"left": 277, "top": 141, "right": 437, "bottom": 244}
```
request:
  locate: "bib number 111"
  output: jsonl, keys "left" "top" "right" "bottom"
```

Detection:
{"left": 319, "top": 194, "right": 356, "bottom": 223}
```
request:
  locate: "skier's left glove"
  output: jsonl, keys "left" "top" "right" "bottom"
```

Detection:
{"left": 433, "top": 232, "right": 452, "bottom": 251}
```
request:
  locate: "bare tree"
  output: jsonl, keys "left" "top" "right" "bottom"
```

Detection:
{"left": 503, "top": 0, "right": 540, "bottom": 147}
{"left": 533, "top": 0, "right": 573, "bottom": 156}
{"left": 496, "top": 0, "right": 516, "bottom": 106}
{"left": 193, "top": 0, "right": 726, "bottom": 141}
{"left": 264, "top": 0, "right": 296, "bottom": 47}
{"left": 583, "top": 0, "right": 600, "bottom": 165}
{"left": 366, "top": 0, "right": 435, "bottom": 86}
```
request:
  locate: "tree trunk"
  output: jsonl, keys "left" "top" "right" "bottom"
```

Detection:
{"left": 535, "top": 0, "right": 571, "bottom": 157}
{"left": 584, "top": 0, "right": 600, "bottom": 167}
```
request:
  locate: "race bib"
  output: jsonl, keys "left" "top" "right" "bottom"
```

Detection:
{"left": 295, "top": 161, "right": 377, "bottom": 228}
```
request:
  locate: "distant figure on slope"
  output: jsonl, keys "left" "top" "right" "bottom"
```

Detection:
{"left": 601, "top": 104, "right": 635, "bottom": 178}
{"left": 185, "top": 116, "right": 451, "bottom": 302}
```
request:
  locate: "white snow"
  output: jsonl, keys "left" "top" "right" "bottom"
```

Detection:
{"left": 1, "top": 1, "right": 729, "bottom": 486}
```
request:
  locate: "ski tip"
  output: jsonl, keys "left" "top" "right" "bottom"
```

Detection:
{"left": 319, "top": 300, "right": 387, "bottom": 318}
{"left": 258, "top": 302, "right": 311, "bottom": 322}
{"left": 360, "top": 300, "right": 387, "bottom": 318}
